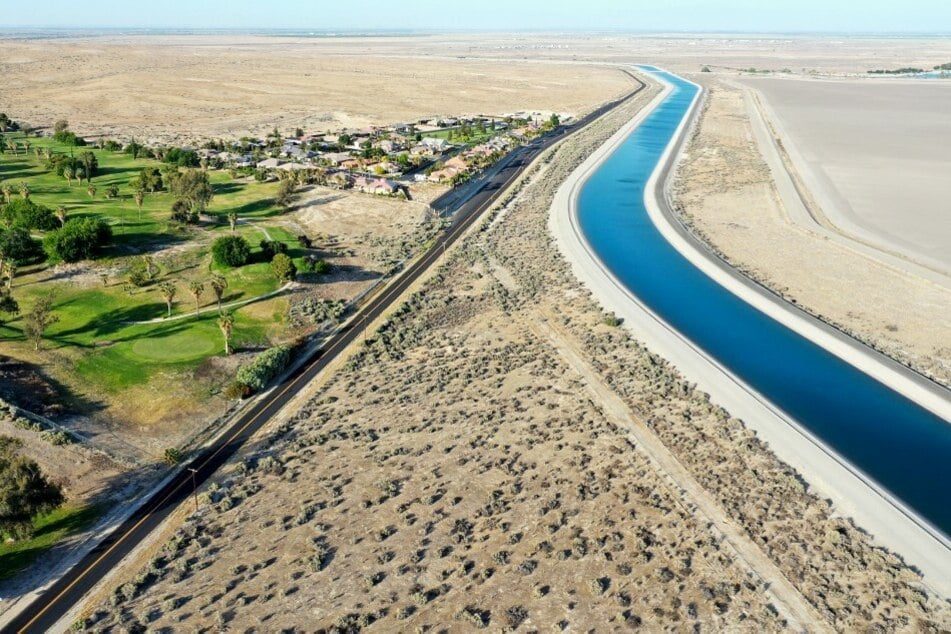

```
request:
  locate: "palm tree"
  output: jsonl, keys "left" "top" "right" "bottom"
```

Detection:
{"left": 18, "top": 182, "right": 30, "bottom": 200}
{"left": 23, "top": 140, "right": 31, "bottom": 156}
{"left": 158, "top": 282, "right": 176, "bottom": 318}
{"left": 228, "top": 211, "right": 238, "bottom": 233}
{"left": 86, "top": 185, "right": 97, "bottom": 198}
{"left": 63, "top": 166, "right": 73, "bottom": 187}
{"left": 74, "top": 167, "right": 85, "bottom": 185}
{"left": 0, "top": 184, "right": 11, "bottom": 204}
{"left": 209, "top": 274, "right": 228, "bottom": 312}
{"left": 188, "top": 281, "right": 204, "bottom": 317}
{"left": 81, "top": 153, "right": 95, "bottom": 183}
{"left": 134, "top": 190, "right": 145, "bottom": 218}
{"left": 142, "top": 255, "right": 155, "bottom": 280}
{"left": 43, "top": 147, "right": 52, "bottom": 161}
{"left": 55, "top": 206, "right": 67, "bottom": 227}
{"left": 4, "top": 262, "right": 16, "bottom": 290}
{"left": 6, "top": 141, "right": 17, "bottom": 156}
{"left": 218, "top": 313, "right": 235, "bottom": 355}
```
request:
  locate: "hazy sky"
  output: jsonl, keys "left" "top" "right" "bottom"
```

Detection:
{"left": 4, "top": 0, "right": 951, "bottom": 33}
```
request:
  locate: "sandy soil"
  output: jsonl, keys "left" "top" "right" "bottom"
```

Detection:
{"left": 672, "top": 79, "right": 951, "bottom": 387}
{"left": 76, "top": 84, "right": 949, "bottom": 633}
{"left": 738, "top": 76, "right": 951, "bottom": 274}
{"left": 0, "top": 36, "right": 631, "bottom": 144}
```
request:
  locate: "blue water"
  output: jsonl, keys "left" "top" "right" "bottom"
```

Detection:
{"left": 577, "top": 68, "right": 951, "bottom": 535}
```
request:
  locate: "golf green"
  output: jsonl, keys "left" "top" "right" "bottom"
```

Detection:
{"left": 130, "top": 331, "right": 217, "bottom": 362}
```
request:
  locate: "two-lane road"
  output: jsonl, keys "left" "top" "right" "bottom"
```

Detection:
{"left": 5, "top": 71, "right": 646, "bottom": 634}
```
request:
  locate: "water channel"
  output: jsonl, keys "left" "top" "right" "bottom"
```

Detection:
{"left": 576, "top": 67, "right": 951, "bottom": 535}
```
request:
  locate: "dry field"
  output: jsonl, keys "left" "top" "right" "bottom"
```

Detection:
{"left": 0, "top": 35, "right": 632, "bottom": 144}
{"left": 739, "top": 76, "right": 951, "bottom": 274}
{"left": 672, "top": 78, "right": 951, "bottom": 386}
{"left": 78, "top": 87, "right": 949, "bottom": 633}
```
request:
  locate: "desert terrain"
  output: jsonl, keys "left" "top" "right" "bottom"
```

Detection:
{"left": 74, "top": 79, "right": 950, "bottom": 633}
{"left": 2, "top": 31, "right": 950, "bottom": 629}
{"left": 672, "top": 76, "right": 951, "bottom": 386}
{"left": 0, "top": 35, "right": 632, "bottom": 144}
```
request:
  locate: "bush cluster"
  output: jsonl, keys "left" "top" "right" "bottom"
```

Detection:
{"left": 1, "top": 199, "right": 58, "bottom": 231}
{"left": 211, "top": 235, "right": 252, "bottom": 267}
{"left": 43, "top": 217, "right": 112, "bottom": 263}
{"left": 235, "top": 345, "right": 291, "bottom": 393}
{"left": 259, "top": 239, "right": 288, "bottom": 260}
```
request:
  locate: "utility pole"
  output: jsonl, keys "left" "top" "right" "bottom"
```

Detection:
{"left": 187, "top": 468, "right": 199, "bottom": 513}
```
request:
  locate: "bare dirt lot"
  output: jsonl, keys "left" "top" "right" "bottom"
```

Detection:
{"left": 78, "top": 86, "right": 949, "bottom": 633}
{"left": 739, "top": 76, "right": 951, "bottom": 274}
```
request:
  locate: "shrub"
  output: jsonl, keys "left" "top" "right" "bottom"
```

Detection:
{"left": 301, "top": 255, "right": 330, "bottom": 274}
{"left": 236, "top": 345, "right": 291, "bottom": 392}
{"left": 164, "top": 448, "right": 184, "bottom": 464}
{"left": 1, "top": 199, "right": 58, "bottom": 231}
{"left": 42, "top": 217, "right": 112, "bottom": 263}
{"left": 270, "top": 253, "right": 297, "bottom": 282}
{"left": 223, "top": 382, "right": 250, "bottom": 400}
{"left": 211, "top": 235, "right": 252, "bottom": 267}
{"left": 259, "top": 239, "right": 288, "bottom": 260}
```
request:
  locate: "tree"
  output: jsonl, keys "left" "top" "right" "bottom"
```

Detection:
{"left": 158, "top": 282, "right": 176, "bottom": 318}
{"left": 126, "top": 136, "right": 142, "bottom": 160}
{"left": 74, "top": 167, "right": 85, "bottom": 185}
{"left": 18, "top": 182, "right": 30, "bottom": 200}
{"left": 133, "top": 166, "right": 163, "bottom": 193}
{"left": 276, "top": 178, "right": 296, "bottom": 209}
{"left": 167, "top": 169, "right": 214, "bottom": 215}
{"left": 188, "top": 281, "right": 204, "bottom": 316}
{"left": 23, "top": 293, "right": 59, "bottom": 350}
{"left": 228, "top": 211, "right": 238, "bottom": 233}
{"left": 1, "top": 199, "right": 58, "bottom": 231}
{"left": 53, "top": 119, "right": 69, "bottom": 135}
{"left": 79, "top": 151, "right": 98, "bottom": 180}
{"left": 4, "top": 261, "right": 16, "bottom": 290}
{"left": 0, "top": 291, "right": 19, "bottom": 327}
{"left": 270, "top": 253, "right": 297, "bottom": 282}
{"left": 104, "top": 184, "right": 119, "bottom": 199}
{"left": 259, "top": 239, "right": 288, "bottom": 260}
{"left": 0, "top": 184, "right": 11, "bottom": 204}
{"left": 86, "top": 185, "right": 97, "bottom": 198}
{"left": 211, "top": 235, "right": 251, "bottom": 267}
{"left": 0, "top": 227, "right": 43, "bottom": 268}
{"left": 218, "top": 313, "right": 235, "bottom": 355}
{"left": 63, "top": 166, "right": 73, "bottom": 187}
{"left": 0, "top": 436, "right": 65, "bottom": 540}
{"left": 209, "top": 274, "right": 228, "bottom": 312}
{"left": 163, "top": 147, "right": 200, "bottom": 168}
{"left": 133, "top": 189, "right": 145, "bottom": 217}
{"left": 55, "top": 206, "right": 67, "bottom": 227}
{"left": 170, "top": 199, "right": 194, "bottom": 224}
{"left": 42, "top": 218, "right": 113, "bottom": 263}
{"left": 142, "top": 255, "right": 156, "bottom": 280}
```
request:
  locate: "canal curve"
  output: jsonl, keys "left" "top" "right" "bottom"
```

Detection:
{"left": 575, "top": 68, "right": 951, "bottom": 536}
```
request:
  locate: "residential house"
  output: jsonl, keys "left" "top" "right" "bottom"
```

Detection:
{"left": 256, "top": 158, "right": 283, "bottom": 169}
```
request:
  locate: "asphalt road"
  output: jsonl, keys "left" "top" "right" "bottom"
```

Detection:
{"left": 5, "top": 72, "right": 646, "bottom": 634}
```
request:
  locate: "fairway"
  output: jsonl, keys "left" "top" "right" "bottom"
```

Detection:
{"left": 130, "top": 331, "right": 218, "bottom": 361}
